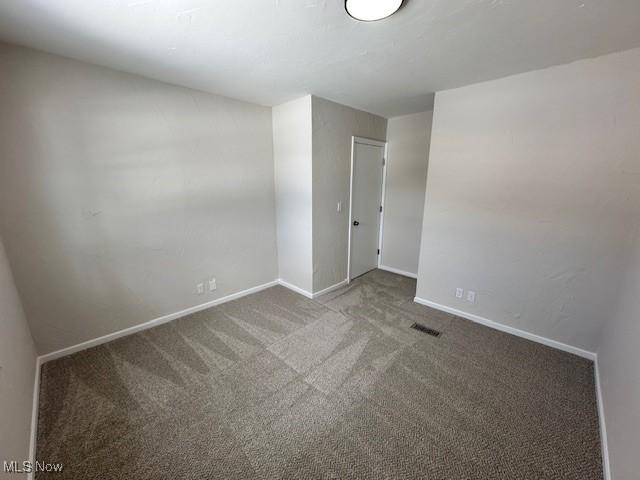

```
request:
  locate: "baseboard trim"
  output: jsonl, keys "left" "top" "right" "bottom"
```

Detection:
{"left": 378, "top": 265, "right": 418, "bottom": 279}
{"left": 276, "top": 279, "right": 313, "bottom": 299}
{"left": 413, "top": 297, "right": 596, "bottom": 360}
{"left": 27, "top": 356, "right": 41, "bottom": 480}
{"left": 30, "top": 279, "right": 281, "bottom": 469}
{"left": 312, "top": 279, "right": 348, "bottom": 298}
{"left": 38, "top": 280, "right": 280, "bottom": 364}
{"left": 26, "top": 279, "right": 608, "bottom": 477}
{"left": 594, "top": 357, "right": 611, "bottom": 480}
{"left": 27, "top": 276, "right": 326, "bottom": 467}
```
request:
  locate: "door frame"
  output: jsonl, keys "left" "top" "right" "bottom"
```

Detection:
{"left": 347, "top": 136, "right": 389, "bottom": 283}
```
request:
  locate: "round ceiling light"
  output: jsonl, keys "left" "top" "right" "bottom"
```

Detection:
{"left": 345, "top": 0, "right": 404, "bottom": 22}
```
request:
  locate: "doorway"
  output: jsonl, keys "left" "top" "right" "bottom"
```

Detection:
{"left": 348, "top": 136, "right": 387, "bottom": 281}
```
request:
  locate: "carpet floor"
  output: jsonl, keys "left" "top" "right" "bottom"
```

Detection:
{"left": 35, "top": 269, "right": 603, "bottom": 479}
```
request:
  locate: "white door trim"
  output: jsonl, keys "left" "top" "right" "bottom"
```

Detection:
{"left": 352, "top": 136, "right": 386, "bottom": 148}
{"left": 378, "top": 142, "right": 389, "bottom": 269}
{"left": 347, "top": 136, "right": 388, "bottom": 283}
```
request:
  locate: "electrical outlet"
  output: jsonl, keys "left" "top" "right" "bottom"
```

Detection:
{"left": 455, "top": 288, "right": 464, "bottom": 299}
{"left": 466, "top": 290, "right": 476, "bottom": 303}
{"left": 209, "top": 278, "right": 217, "bottom": 291}
{"left": 196, "top": 283, "right": 205, "bottom": 295}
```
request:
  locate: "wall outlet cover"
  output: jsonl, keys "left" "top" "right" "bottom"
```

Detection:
{"left": 455, "top": 288, "right": 464, "bottom": 299}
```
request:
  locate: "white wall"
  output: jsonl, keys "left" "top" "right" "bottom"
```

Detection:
{"left": 417, "top": 47, "right": 640, "bottom": 353}
{"left": 273, "top": 96, "right": 313, "bottom": 293}
{"left": 0, "top": 236, "right": 37, "bottom": 478}
{"left": 311, "top": 96, "right": 386, "bottom": 292}
{"left": 0, "top": 43, "right": 278, "bottom": 354}
{"left": 381, "top": 111, "right": 433, "bottom": 277}
{"left": 598, "top": 227, "right": 640, "bottom": 480}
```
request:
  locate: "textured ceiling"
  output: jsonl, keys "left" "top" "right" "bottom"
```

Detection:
{"left": 1, "top": 0, "right": 640, "bottom": 117}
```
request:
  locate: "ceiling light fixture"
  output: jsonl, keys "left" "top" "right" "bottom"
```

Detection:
{"left": 345, "top": 0, "right": 404, "bottom": 22}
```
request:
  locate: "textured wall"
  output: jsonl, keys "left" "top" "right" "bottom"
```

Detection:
{"left": 0, "top": 236, "right": 37, "bottom": 477}
{"left": 598, "top": 227, "right": 640, "bottom": 480}
{"left": 0, "top": 44, "right": 278, "bottom": 354}
{"left": 381, "top": 111, "right": 433, "bottom": 276}
{"left": 311, "top": 96, "right": 387, "bottom": 293}
{"left": 273, "top": 96, "right": 313, "bottom": 293}
{"left": 416, "top": 47, "right": 640, "bottom": 352}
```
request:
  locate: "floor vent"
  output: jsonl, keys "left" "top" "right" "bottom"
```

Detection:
{"left": 410, "top": 323, "right": 441, "bottom": 337}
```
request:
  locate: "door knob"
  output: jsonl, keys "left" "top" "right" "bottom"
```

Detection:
{"left": 353, "top": 220, "right": 360, "bottom": 226}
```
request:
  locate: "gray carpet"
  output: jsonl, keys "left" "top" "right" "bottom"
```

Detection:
{"left": 35, "top": 269, "right": 603, "bottom": 479}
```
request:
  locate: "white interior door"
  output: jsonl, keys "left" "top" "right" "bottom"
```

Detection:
{"left": 350, "top": 139, "right": 385, "bottom": 280}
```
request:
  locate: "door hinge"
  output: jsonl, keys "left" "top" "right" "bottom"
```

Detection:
{"left": 377, "top": 249, "right": 380, "bottom": 255}
{"left": 382, "top": 158, "right": 386, "bottom": 166}
{"left": 379, "top": 205, "right": 383, "bottom": 212}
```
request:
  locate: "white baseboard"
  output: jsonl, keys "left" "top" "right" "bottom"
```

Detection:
{"left": 29, "top": 279, "right": 281, "bottom": 469}
{"left": 378, "top": 265, "right": 418, "bottom": 279}
{"left": 414, "top": 296, "right": 608, "bottom": 477}
{"left": 276, "top": 279, "right": 313, "bottom": 299}
{"left": 26, "top": 279, "right": 610, "bottom": 478}
{"left": 312, "top": 279, "right": 348, "bottom": 298}
{"left": 38, "top": 280, "right": 279, "bottom": 364}
{"left": 27, "top": 276, "right": 318, "bottom": 466}
{"left": 277, "top": 278, "right": 347, "bottom": 299}
{"left": 413, "top": 297, "right": 596, "bottom": 360}
{"left": 27, "top": 356, "right": 41, "bottom": 480}
{"left": 594, "top": 357, "right": 611, "bottom": 480}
